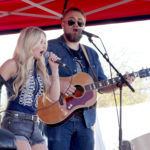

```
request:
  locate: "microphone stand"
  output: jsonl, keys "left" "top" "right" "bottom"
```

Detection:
{"left": 87, "top": 36, "right": 135, "bottom": 150}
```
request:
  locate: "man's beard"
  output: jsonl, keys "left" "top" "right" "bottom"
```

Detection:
{"left": 65, "top": 32, "right": 82, "bottom": 42}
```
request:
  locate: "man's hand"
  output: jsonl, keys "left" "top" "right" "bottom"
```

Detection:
{"left": 123, "top": 72, "right": 135, "bottom": 86}
{"left": 60, "top": 79, "right": 76, "bottom": 96}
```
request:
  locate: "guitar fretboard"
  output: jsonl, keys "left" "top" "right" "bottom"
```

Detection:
{"left": 85, "top": 77, "right": 121, "bottom": 91}
{"left": 84, "top": 71, "right": 146, "bottom": 92}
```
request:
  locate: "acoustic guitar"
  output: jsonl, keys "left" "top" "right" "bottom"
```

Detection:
{"left": 37, "top": 68, "right": 150, "bottom": 126}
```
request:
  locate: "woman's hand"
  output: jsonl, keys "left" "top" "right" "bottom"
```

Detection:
{"left": 48, "top": 52, "right": 60, "bottom": 69}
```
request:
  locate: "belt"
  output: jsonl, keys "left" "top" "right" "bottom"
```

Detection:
{"left": 74, "top": 111, "right": 84, "bottom": 119}
{"left": 5, "top": 111, "right": 38, "bottom": 122}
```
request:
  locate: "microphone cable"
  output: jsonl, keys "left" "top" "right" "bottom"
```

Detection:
{"left": 98, "top": 36, "right": 120, "bottom": 126}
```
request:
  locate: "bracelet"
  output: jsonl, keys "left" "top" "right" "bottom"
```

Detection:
{"left": 52, "top": 75, "right": 59, "bottom": 80}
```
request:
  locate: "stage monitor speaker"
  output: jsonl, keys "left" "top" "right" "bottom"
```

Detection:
{"left": 131, "top": 133, "right": 150, "bottom": 150}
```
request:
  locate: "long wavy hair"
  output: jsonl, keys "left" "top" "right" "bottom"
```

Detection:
{"left": 12, "top": 27, "right": 50, "bottom": 98}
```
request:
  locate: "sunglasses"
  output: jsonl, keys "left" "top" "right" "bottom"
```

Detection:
{"left": 67, "top": 19, "right": 85, "bottom": 27}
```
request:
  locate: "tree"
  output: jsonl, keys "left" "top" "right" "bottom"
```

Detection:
{"left": 96, "top": 49, "right": 150, "bottom": 108}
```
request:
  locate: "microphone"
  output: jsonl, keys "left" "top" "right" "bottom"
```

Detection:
{"left": 76, "top": 29, "right": 99, "bottom": 38}
{"left": 44, "top": 51, "right": 67, "bottom": 67}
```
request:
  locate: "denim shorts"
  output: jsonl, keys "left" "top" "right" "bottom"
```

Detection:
{"left": 1, "top": 112, "right": 45, "bottom": 146}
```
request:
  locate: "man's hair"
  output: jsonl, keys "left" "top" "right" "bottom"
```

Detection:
{"left": 62, "top": 7, "right": 86, "bottom": 20}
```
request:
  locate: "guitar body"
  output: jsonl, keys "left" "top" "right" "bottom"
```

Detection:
{"left": 37, "top": 72, "right": 97, "bottom": 126}
{"left": 37, "top": 68, "right": 150, "bottom": 126}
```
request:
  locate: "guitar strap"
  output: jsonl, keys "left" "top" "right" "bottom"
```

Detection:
{"left": 81, "top": 44, "right": 99, "bottom": 82}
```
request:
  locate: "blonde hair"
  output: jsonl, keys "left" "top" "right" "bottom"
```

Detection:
{"left": 12, "top": 26, "right": 49, "bottom": 98}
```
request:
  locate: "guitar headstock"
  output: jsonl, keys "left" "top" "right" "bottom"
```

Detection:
{"left": 138, "top": 68, "right": 150, "bottom": 78}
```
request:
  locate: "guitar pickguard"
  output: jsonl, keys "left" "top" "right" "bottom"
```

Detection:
{"left": 66, "top": 91, "right": 94, "bottom": 110}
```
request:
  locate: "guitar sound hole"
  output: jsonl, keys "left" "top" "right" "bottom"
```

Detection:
{"left": 73, "top": 85, "right": 84, "bottom": 98}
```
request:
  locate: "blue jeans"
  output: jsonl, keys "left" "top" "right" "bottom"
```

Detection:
{"left": 1, "top": 111, "right": 45, "bottom": 146}
{"left": 44, "top": 116, "right": 94, "bottom": 150}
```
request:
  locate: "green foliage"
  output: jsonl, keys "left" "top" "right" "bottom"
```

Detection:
{"left": 96, "top": 47, "right": 150, "bottom": 108}
{"left": 97, "top": 78, "right": 150, "bottom": 108}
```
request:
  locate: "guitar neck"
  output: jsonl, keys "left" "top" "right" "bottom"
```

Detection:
{"left": 85, "top": 76, "right": 121, "bottom": 92}
{"left": 85, "top": 69, "right": 150, "bottom": 92}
